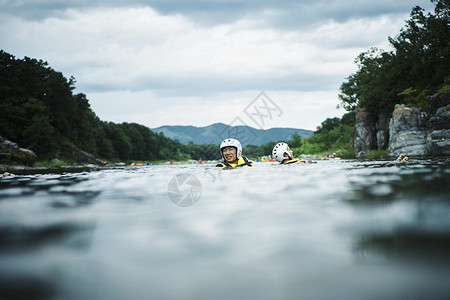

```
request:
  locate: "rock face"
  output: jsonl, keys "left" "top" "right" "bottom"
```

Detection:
{"left": 388, "top": 105, "right": 428, "bottom": 156}
{"left": 0, "top": 136, "right": 36, "bottom": 166}
{"left": 353, "top": 107, "right": 377, "bottom": 158}
{"left": 353, "top": 92, "right": 450, "bottom": 157}
{"left": 353, "top": 108, "right": 391, "bottom": 157}
{"left": 427, "top": 104, "right": 450, "bottom": 156}
{"left": 376, "top": 113, "right": 390, "bottom": 150}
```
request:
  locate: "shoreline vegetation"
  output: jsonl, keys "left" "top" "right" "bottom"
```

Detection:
{"left": 1, "top": 1, "right": 449, "bottom": 170}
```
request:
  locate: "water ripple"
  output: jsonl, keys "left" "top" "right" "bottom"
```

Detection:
{"left": 0, "top": 159, "right": 449, "bottom": 299}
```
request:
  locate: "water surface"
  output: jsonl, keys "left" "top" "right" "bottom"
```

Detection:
{"left": 1, "top": 159, "right": 449, "bottom": 299}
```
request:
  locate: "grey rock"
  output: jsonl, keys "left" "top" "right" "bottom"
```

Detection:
{"left": 19, "top": 148, "right": 35, "bottom": 156}
{"left": 352, "top": 92, "right": 449, "bottom": 158}
{"left": 0, "top": 136, "right": 36, "bottom": 165}
{"left": 353, "top": 107, "right": 377, "bottom": 158}
{"left": 0, "top": 139, "right": 19, "bottom": 151}
{"left": 427, "top": 104, "right": 450, "bottom": 155}
{"left": 72, "top": 149, "right": 104, "bottom": 165}
{"left": 428, "top": 105, "right": 450, "bottom": 130}
{"left": 388, "top": 107, "right": 428, "bottom": 156}
{"left": 428, "top": 91, "right": 450, "bottom": 114}
{"left": 376, "top": 113, "right": 390, "bottom": 150}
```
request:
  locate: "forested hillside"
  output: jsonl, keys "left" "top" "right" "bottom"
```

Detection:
{"left": 152, "top": 123, "right": 312, "bottom": 146}
{"left": 0, "top": 51, "right": 192, "bottom": 162}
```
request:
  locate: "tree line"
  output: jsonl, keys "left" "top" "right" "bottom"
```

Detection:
{"left": 0, "top": 50, "right": 223, "bottom": 162}
{"left": 240, "top": 111, "right": 355, "bottom": 158}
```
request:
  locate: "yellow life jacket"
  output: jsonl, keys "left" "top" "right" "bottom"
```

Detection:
{"left": 281, "top": 158, "right": 300, "bottom": 164}
{"left": 216, "top": 156, "right": 254, "bottom": 168}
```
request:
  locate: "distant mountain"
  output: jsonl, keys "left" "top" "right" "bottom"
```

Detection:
{"left": 152, "top": 123, "right": 313, "bottom": 146}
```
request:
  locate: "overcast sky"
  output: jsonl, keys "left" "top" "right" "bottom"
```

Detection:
{"left": 0, "top": 0, "right": 435, "bottom": 130}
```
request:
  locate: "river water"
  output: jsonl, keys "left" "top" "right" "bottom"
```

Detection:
{"left": 1, "top": 159, "right": 449, "bottom": 300}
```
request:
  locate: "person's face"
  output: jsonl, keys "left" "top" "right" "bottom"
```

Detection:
{"left": 284, "top": 146, "right": 293, "bottom": 160}
{"left": 222, "top": 146, "right": 237, "bottom": 163}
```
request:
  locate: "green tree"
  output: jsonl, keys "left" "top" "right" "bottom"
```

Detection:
{"left": 22, "top": 114, "right": 56, "bottom": 154}
{"left": 104, "top": 122, "right": 132, "bottom": 160}
{"left": 287, "top": 133, "right": 302, "bottom": 148}
{"left": 339, "top": 0, "right": 450, "bottom": 113}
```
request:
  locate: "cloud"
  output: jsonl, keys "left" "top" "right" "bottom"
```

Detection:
{"left": 0, "top": 6, "right": 395, "bottom": 92}
{"left": 88, "top": 89, "right": 344, "bottom": 130}
{"left": 0, "top": 0, "right": 435, "bottom": 27}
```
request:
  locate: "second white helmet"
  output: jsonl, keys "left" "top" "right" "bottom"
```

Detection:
{"left": 272, "top": 142, "right": 290, "bottom": 162}
{"left": 220, "top": 138, "right": 242, "bottom": 159}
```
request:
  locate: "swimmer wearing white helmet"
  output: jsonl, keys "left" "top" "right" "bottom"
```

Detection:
{"left": 216, "top": 138, "right": 255, "bottom": 168}
{"left": 272, "top": 142, "right": 307, "bottom": 164}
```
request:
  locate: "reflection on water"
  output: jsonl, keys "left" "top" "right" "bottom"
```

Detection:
{"left": 0, "top": 159, "right": 449, "bottom": 299}
{"left": 354, "top": 229, "right": 450, "bottom": 265}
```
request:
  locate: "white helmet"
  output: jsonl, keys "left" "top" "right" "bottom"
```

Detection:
{"left": 272, "top": 142, "right": 290, "bottom": 162}
{"left": 220, "top": 138, "right": 242, "bottom": 159}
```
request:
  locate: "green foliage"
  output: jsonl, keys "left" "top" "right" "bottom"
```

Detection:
{"left": 241, "top": 112, "right": 356, "bottom": 158}
{"left": 292, "top": 136, "right": 326, "bottom": 155}
{"left": 34, "top": 159, "right": 76, "bottom": 167}
{"left": 438, "top": 75, "right": 450, "bottom": 94}
{"left": 339, "top": 1, "right": 450, "bottom": 113}
{"left": 287, "top": 133, "right": 302, "bottom": 148}
{"left": 366, "top": 149, "right": 389, "bottom": 159}
{"left": 243, "top": 142, "right": 275, "bottom": 158}
{"left": 291, "top": 112, "right": 355, "bottom": 155}
{"left": 398, "top": 87, "right": 431, "bottom": 109}
{"left": 336, "top": 149, "right": 355, "bottom": 159}
{"left": 22, "top": 114, "right": 56, "bottom": 155}
{"left": 238, "top": 113, "right": 356, "bottom": 158}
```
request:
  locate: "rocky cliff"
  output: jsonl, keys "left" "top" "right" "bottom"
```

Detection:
{"left": 388, "top": 105, "right": 428, "bottom": 156}
{"left": 426, "top": 104, "right": 450, "bottom": 156}
{"left": 353, "top": 92, "right": 450, "bottom": 157}
{"left": 353, "top": 108, "right": 390, "bottom": 158}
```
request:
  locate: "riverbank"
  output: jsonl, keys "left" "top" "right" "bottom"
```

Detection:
{"left": 0, "top": 159, "right": 214, "bottom": 175}
{"left": 1, "top": 163, "right": 101, "bottom": 175}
